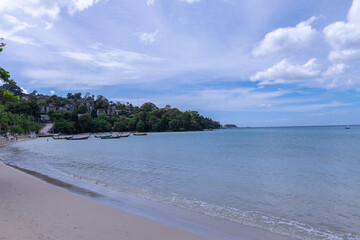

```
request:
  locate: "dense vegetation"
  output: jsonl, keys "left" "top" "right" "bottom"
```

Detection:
{"left": 0, "top": 38, "right": 19, "bottom": 104}
{"left": 0, "top": 106, "right": 40, "bottom": 134}
{"left": 0, "top": 38, "right": 38, "bottom": 134}
{"left": 1, "top": 92, "right": 221, "bottom": 134}
{"left": 223, "top": 124, "right": 238, "bottom": 128}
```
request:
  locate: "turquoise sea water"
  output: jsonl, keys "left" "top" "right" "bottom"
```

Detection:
{"left": 1, "top": 126, "right": 360, "bottom": 239}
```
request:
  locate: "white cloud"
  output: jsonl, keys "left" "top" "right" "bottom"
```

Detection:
{"left": 317, "top": 63, "right": 356, "bottom": 89}
{"left": 58, "top": 50, "right": 133, "bottom": 70}
{"left": 250, "top": 59, "right": 354, "bottom": 89}
{"left": 67, "top": 0, "right": 101, "bottom": 15}
{"left": 322, "top": 77, "right": 354, "bottom": 89}
{"left": 139, "top": 30, "right": 159, "bottom": 45}
{"left": 0, "top": 0, "right": 102, "bottom": 17}
{"left": 258, "top": 104, "right": 272, "bottom": 108}
{"left": 253, "top": 17, "right": 318, "bottom": 57}
{"left": 146, "top": 0, "right": 155, "bottom": 6}
{"left": 278, "top": 101, "right": 347, "bottom": 112}
{"left": 348, "top": 0, "right": 360, "bottom": 23}
{"left": 59, "top": 52, "right": 94, "bottom": 62}
{"left": 0, "top": 1, "right": 61, "bottom": 20}
{"left": 23, "top": 4, "right": 60, "bottom": 20}
{"left": 20, "top": 87, "right": 29, "bottom": 94}
{"left": 322, "top": 63, "right": 348, "bottom": 77}
{"left": 58, "top": 48, "right": 162, "bottom": 69}
{"left": 308, "top": 109, "right": 347, "bottom": 118}
{"left": 178, "top": 0, "right": 201, "bottom": 3}
{"left": 250, "top": 58, "right": 320, "bottom": 85}
{"left": 89, "top": 43, "right": 103, "bottom": 50}
{"left": 151, "top": 88, "right": 289, "bottom": 111}
{"left": 20, "top": 46, "right": 164, "bottom": 89}
{"left": 44, "top": 21, "right": 54, "bottom": 30}
{"left": 0, "top": 0, "right": 36, "bottom": 12}
{"left": 0, "top": 14, "right": 37, "bottom": 45}
{"left": 0, "top": 0, "right": 101, "bottom": 30}
{"left": 23, "top": 67, "right": 143, "bottom": 89}
{"left": 2, "top": 15, "right": 33, "bottom": 32}
{"left": 324, "top": 0, "right": 360, "bottom": 62}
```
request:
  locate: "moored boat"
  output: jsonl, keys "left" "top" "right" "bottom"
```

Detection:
{"left": 37, "top": 134, "right": 55, "bottom": 138}
{"left": 66, "top": 135, "right": 91, "bottom": 140}
{"left": 52, "top": 135, "right": 73, "bottom": 140}
{"left": 119, "top": 133, "right": 131, "bottom": 138}
{"left": 100, "top": 135, "right": 121, "bottom": 139}
{"left": 94, "top": 135, "right": 112, "bottom": 138}
{"left": 133, "top": 133, "right": 147, "bottom": 136}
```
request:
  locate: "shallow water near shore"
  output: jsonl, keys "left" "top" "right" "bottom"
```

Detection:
{"left": 1, "top": 127, "right": 360, "bottom": 239}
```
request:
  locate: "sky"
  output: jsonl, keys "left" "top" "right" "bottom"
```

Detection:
{"left": 0, "top": 0, "right": 359, "bottom": 127}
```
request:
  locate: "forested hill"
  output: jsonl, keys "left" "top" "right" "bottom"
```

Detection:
{"left": 0, "top": 89, "right": 221, "bottom": 134}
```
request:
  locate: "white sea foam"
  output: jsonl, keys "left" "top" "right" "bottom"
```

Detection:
{"left": 56, "top": 170, "right": 360, "bottom": 240}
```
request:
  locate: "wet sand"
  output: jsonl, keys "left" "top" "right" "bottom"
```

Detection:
{"left": 0, "top": 162, "right": 204, "bottom": 240}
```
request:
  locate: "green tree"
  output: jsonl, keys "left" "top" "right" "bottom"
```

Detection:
{"left": 148, "top": 115, "right": 159, "bottom": 131}
{"left": 90, "top": 109, "right": 97, "bottom": 118}
{"left": 77, "top": 104, "right": 87, "bottom": 114}
{"left": 0, "top": 40, "right": 4, "bottom": 52}
{"left": 4, "top": 112, "right": 40, "bottom": 134}
{"left": 95, "top": 95, "right": 109, "bottom": 109}
{"left": 127, "top": 117, "right": 138, "bottom": 131}
{"left": 168, "top": 119, "right": 181, "bottom": 131}
{"left": 67, "top": 93, "right": 73, "bottom": 99}
{"left": 157, "top": 113, "right": 168, "bottom": 131}
{"left": 1, "top": 83, "right": 23, "bottom": 97}
{"left": 54, "top": 119, "right": 75, "bottom": 134}
{"left": 73, "top": 92, "right": 82, "bottom": 100}
{"left": 92, "top": 117, "right": 111, "bottom": 132}
{"left": 5, "top": 99, "right": 40, "bottom": 118}
{"left": 78, "top": 113, "right": 93, "bottom": 133}
{"left": 0, "top": 105, "right": 10, "bottom": 133}
{"left": 49, "top": 112, "right": 64, "bottom": 121}
{"left": 140, "top": 102, "right": 158, "bottom": 112}
{"left": 92, "top": 113, "right": 111, "bottom": 132}
{"left": 113, "top": 121, "right": 126, "bottom": 132}
{"left": 0, "top": 38, "right": 19, "bottom": 104}
{"left": 136, "top": 120, "right": 145, "bottom": 132}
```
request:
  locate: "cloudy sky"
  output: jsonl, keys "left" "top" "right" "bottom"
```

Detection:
{"left": 1, "top": 0, "right": 359, "bottom": 127}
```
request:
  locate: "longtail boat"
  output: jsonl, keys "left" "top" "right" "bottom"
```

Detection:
{"left": 94, "top": 135, "right": 111, "bottom": 138}
{"left": 66, "top": 135, "right": 90, "bottom": 140}
{"left": 119, "top": 133, "right": 131, "bottom": 138}
{"left": 133, "top": 133, "right": 147, "bottom": 136}
{"left": 100, "top": 135, "right": 121, "bottom": 139}
{"left": 52, "top": 135, "right": 73, "bottom": 140}
{"left": 37, "top": 134, "right": 55, "bottom": 138}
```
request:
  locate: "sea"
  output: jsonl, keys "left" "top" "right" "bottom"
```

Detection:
{"left": 0, "top": 126, "right": 359, "bottom": 240}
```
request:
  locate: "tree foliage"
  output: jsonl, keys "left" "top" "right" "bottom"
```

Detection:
{"left": 0, "top": 105, "right": 40, "bottom": 134}
{"left": 0, "top": 39, "right": 20, "bottom": 104}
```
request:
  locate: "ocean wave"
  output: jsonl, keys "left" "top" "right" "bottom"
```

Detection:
{"left": 57, "top": 171, "right": 360, "bottom": 240}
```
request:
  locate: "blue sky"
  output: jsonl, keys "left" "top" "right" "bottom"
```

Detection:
{"left": 1, "top": 0, "right": 359, "bottom": 127}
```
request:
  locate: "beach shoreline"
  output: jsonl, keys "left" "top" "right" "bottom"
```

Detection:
{"left": 0, "top": 138, "right": 207, "bottom": 240}
{"left": 0, "top": 138, "right": 292, "bottom": 240}
{"left": 0, "top": 162, "right": 206, "bottom": 240}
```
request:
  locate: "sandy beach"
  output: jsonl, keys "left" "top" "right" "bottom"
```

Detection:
{"left": 0, "top": 162, "right": 204, "bottom": 240}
